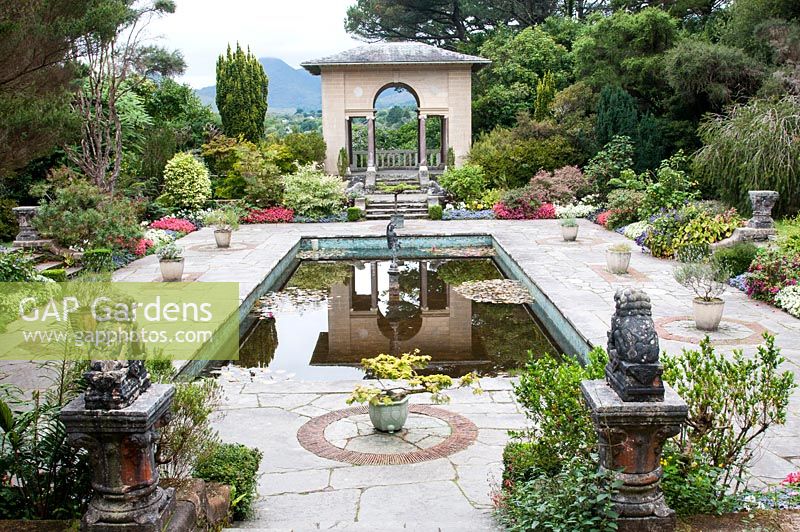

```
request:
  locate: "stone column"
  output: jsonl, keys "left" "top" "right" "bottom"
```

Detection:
{"left": 420, "top": 261, "right": 428, "bottom": 311}
{"left": 440, "top": 116, "right": 449, "bottom": 169}
{"left": 370, "top": 261, "right": 379, "bottom": 311}
{"left": 345, "top": 118, "right": 353, "bottom": 173}
{"left": 581, "top": 288, "right": 687, "bottom": 532}
{"left": 366, "top": 115, "right": 377, "bottom": 189}
{"left": 61, "top": 361, "right": 178, "bottom": 531}
{"left": 418, "top": 114, "right": 429, "bottom": 185}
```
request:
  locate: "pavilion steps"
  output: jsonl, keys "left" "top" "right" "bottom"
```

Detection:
{"left": 365, "top": 196, "right": 429, "bottom": 220}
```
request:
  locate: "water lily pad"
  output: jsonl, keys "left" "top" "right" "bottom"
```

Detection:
{"left": 454, "top": 279, "right": 534, "bottom": 304}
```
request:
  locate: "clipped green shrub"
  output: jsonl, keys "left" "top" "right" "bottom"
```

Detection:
{"left": 160, "top": 152, "right": 212, "bottom": 209}
{"left": 193, "top": 443, "right": 262, "bottom": 520}
{"left": 713, "top": 242, "right": 758, "bottom": 277}
{"left": 438, "top": 165, "right": 488, "bottom": 202}
{"left": 41, "top": 269, "right": 67, "bottom": 282}
{"left": 346, "top": 206, "right": 362, "bottom": 222}
{"left": 82, "top": 249, "right": 114, "bottom": 273}
{"left": 282, "top": 164, "right": 345, "bottom": 218}
{"left": 428, "top": 204, "right": 443, "bottom": 220}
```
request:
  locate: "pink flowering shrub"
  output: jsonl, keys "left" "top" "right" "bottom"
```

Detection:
{"left": 493, "top": 202, "right": 556, "bottom": 220}
{"left": 747, "top": 248, "right": 800, "bottom": 304}
{"left": 596, "top": 211, "right": 612, "bottom": 227}
{"left": 529, "top": 166, "right": 591, "bottom": 204}
{"left": 149, "top": 217, "right": 197, "bottom": 233}
{"left": 783, "top": 472, "right": 800, "bottom": 485}
{"left": 134, "top": 238, "right": 154, "bottom": 257}
{"left": 242, "top": 206, "right": 294, "bottom": 224}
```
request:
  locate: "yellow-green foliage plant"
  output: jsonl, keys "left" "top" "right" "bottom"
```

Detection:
{"left": 347, "top": 351, "right": 481, "bottom": 405}
{"left": 160, "top": 152, "right": 212, "bottom": 210}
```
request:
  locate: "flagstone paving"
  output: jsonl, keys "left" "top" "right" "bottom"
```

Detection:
{"left": 59, "top": 219, "right": 800, "bottom": 528}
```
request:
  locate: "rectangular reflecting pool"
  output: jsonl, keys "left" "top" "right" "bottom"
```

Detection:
{"left": 221, "top": 257, "right": 562, "bottom": 380}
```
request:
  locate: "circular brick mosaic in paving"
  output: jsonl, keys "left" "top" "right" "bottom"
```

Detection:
{"left": 297, "top": 405, "right": 478, "bottom": 465}
{"left": 656, "top": 316, "right": 768, "bottom": 345}
{"left": 186, "top": 242, "right": 256, "bottom": 252}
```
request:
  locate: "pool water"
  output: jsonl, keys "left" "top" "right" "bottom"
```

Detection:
{"left": 229, "top": 258, "right": 560, "bottom": 380}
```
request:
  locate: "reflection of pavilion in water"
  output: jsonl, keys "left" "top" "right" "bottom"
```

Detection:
{"left": 311, "top": 261, "right": 488, "bottom": 367}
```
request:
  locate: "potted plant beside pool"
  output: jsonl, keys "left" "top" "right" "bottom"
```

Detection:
{"left": 204, "top": 206, "right": 240, "bottom": 248}
{"left": 347, "top": 351, "right": 481, "bottom": 433}
{"left": 158, "top": 243, "right": 184, "bottom": 282}
{"left": 606, "top": 243, "right": 632, "bottom": 274}
{"left": 560, "top": 218, "right": 578, "bottom": 241}
{"left": 673, "top": 256, "right": 729, "bottom": 331}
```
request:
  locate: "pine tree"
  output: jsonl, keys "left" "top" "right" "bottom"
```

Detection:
{"left": 595, "top": 85, "right": 638, "bottom": 147}
{"left": 216, "top": 43, "right": 269, "bottom": 142}
{"left": 533, "top": 71, "right": 556, "bottom": 121}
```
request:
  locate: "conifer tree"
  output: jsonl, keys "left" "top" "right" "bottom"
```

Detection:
{"left": 533, "top": 71, "right": 556, "bottom": 121}
{"left": 595, "top": 85, "right": 638, "bottom": 147}
{"left": 216, "top": 44, "right": 269, "bottom": 142}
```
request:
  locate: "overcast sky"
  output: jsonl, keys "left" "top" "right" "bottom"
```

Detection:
{"left": 147, "top": 0, "right": 363, "bottom": 88}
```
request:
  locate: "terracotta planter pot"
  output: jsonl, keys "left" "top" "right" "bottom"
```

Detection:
{"left": 214, "top": 229, "right": 232, "bottom": 248}
{"left": 693, "top": 297, "right": 724, "bottom": 331}
{"left": 368, "top": 397, "right": 409, "bottom": 433}
{"left": 606, "top": 250, "right": 632, "bottom": 274}
{"left": 561, "top": 225, "right": 578, "bottom": 241}
{"left": 159, "top": 258, "right": 184, "bottom": 282}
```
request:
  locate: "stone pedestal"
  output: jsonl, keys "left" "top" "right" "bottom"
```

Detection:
{"left": 61, "top": 383, "right": 177, "bottom": 531}
{"left": 12, "top": 206, "right": 51, "bottom": 248}
{"left": 581, "top": 380, "right": 688, "bottom": 531}
{"left": 747, "top": 190, "right": 779, "bottom": 229}
{"left": 711, "top": 190, "right": 780, "bottom": 249}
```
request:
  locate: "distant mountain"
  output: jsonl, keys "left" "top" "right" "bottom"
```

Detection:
{"left": 197, "top": 57, "right": 417, "bottom": 115}
{"left": 197, "top": 57, "right": 321, "bottom": 113}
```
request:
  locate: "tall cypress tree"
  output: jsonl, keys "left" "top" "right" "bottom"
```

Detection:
{"left": 595, "top": 85, "right": 638, "bottom": 148}
{"left": 216, "top": 43, "right": 269, "bottom": 142}
{"left": 533, "top": 71, "right": 556, "bottom": 121}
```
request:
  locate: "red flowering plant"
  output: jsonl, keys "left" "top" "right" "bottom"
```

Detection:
{"left": 493, "top": 185, "right": 556, "bottom": 220}
{"left": 149, "top": 217, "right": 197, "bottom": 234}
{"left": 242, "top": 206, "right": 294, "bottom": 224}
{"left": 134, "top": 238, "right": 154, "bottom": 257}
{"left": 747, "top": 248, "right": 800, "bottom": 304}
{"left": 596, "top": 211, "right": 612, "bottom": 227}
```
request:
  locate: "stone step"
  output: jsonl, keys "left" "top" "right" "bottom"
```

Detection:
{"left": 365, "top": 212, "right": 429, "bottom": 220}
{"left": 66, "top": 266, "right": 83, "bottom": 278}
{"left": 35, "top": 261, "right": 62, "bottom": 271}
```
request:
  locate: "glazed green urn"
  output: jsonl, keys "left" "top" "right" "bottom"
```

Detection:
{"left": 368, "top": 397, "right": 409, "bottom": 433}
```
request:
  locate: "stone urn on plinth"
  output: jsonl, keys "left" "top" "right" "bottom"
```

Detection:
{"left": 60, "top": 361, "right": 182, "bottom": 531}
{"left": 11, "top": 206, "right": 50, "bottom": 248}
{"left": 747, "top": 190, "right": 780, "bottom": 229}
{"left": 581, "top": 288, "right": 688, "bottom": 532}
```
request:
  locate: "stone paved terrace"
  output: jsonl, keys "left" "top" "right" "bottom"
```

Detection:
{"left": 109, "top": 219, "right": 800, "bottom": 530}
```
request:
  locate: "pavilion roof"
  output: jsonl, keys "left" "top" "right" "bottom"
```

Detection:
{"left": 301, "top": 41, "right": 491, "bottom": 75}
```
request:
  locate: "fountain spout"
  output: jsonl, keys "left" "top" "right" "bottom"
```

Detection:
{"left": 386, "top": 221, "right": 401, "bottom": 272}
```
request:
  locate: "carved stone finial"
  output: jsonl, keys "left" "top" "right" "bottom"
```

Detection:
{"left": 83, "top": 360, "right": 151, "bottom": 410}
{"left": 605, "top": 287, "right": 664, "bottom": 402}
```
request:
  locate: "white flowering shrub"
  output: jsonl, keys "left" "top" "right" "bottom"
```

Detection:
{"left": 623, "top": 221, "right": 652, "bottom": 240}
{"left": 555, "top": 197, "right": 599, "bottom": 219}
{"left": 143, "top": 229, "right": 175, "bottom": 248}
{"left": 776, "top": 285, "right": 800, "bottom": 318}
